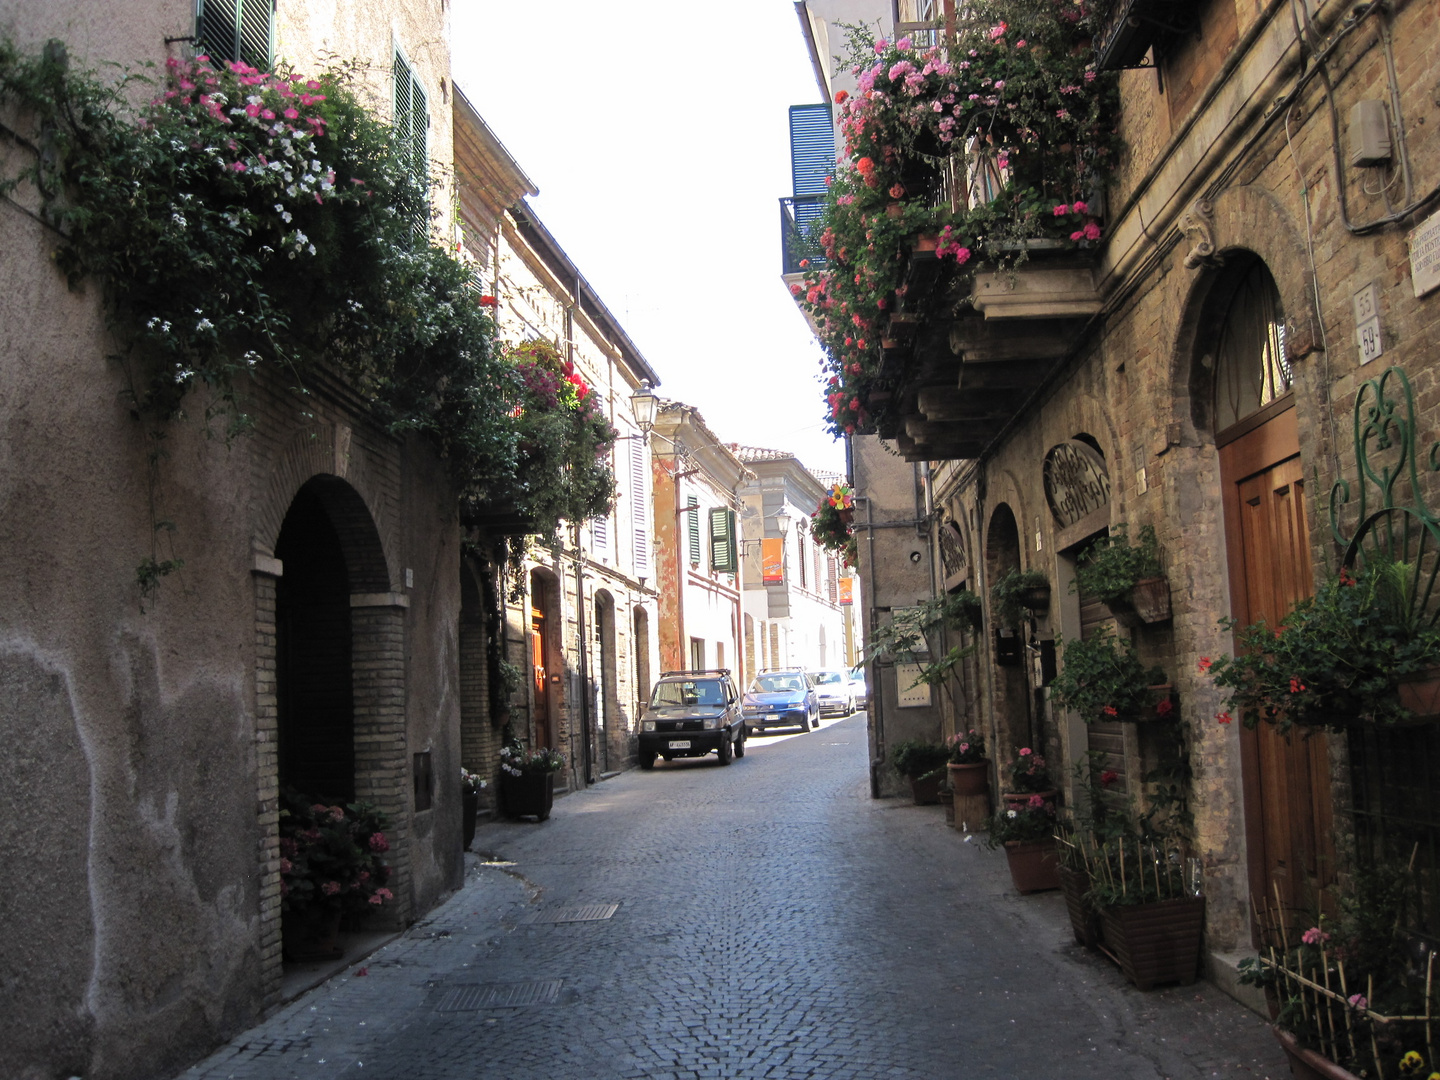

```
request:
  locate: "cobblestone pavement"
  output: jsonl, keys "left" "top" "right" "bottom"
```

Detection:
{"left": 184, "top": 714, "right": 1289, "bottom": 1079}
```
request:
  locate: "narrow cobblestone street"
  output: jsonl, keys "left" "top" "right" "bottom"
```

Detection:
{"left": 185, "top": 715, "right": 1288, "bottom": 1080}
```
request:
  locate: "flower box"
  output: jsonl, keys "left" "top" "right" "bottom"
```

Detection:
{"left": 1397, "top": 665, "right": 1440, "bottom": 720}
{"left": 502, "top": 770, "right": 555, "bottom": 821}
{"left": 910, "top": 772, "right": 943, "bottom": 805}
{"left": 1099, "top": 896, "right": 1205, "bottom": 990}
{"left": 1271, "top": 1027, "right": 1363, "bottom": 1080}
{"left": 1130, "top": 576, "right": 1172, "bottom": 623}
{"left": 1058, "top": 864, "right": 1102, "bottom": 948}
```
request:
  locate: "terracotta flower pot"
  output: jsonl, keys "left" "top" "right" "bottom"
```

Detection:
{"left": 1002, "top": 788, "right": 1057, "bottom": 810}
{"left": 1004, "top": 839, "right": 1061, "bottom": 894}
{"left": 948, "top": 761, "right": 989, "bottom": 796}
{"left": 1398, "top": 666, "right": 1440, "bottom": 720}
{"left": 1271, "top": 1027, "right": 1363, "bottom": 1080}
{"left": 910, "top": 773, "right": 943, "bottom": 805}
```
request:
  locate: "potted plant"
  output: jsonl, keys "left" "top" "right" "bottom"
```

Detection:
{"left": 1049, "top": 628, "right": 1174, "bottom": 724}
{"left": 1001, "top": 746, "right": 1055, "bottom": 808}
{"left": 1073, "top": 524, "right": 1170, "bottom": 624}
{"left": 460, "top": 767, "right": 487, "bottom": 850}
{"left": 278, "top": 789, "right": 395, "bottom": 961}
{"left": 811, "top": 483, "right": 857, "bottom": 568}
{"left": 1241, "top": 861, "right": 1439, "bottom": 1079}
{"left": 991, "top": 568, "right": 1052, "bottom": 625}
{"left": 985, "top": 795, "right": 1061, "bottom": 894}
{"left": 1055, "top": 751, "right": 1124, "bottom": 949}
{"left": 889, "top": 739, "right": 951, "bottom": 804}
{"left": 945, "top": 726, "right": 989, "bottom": 797}
{"left": 499, "top": 736, "right": 566, "bottom": 821}
{"left": 1206, "top": 556, "right": 1440, "bottom": 732}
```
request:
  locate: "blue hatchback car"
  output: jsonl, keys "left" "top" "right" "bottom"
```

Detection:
{"left": 743, "top": 669, "right": 819, "bottom": 735}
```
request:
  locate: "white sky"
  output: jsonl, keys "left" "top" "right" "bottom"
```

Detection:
{"left": 450, "top": 0, "right": 847, "bottom": 477}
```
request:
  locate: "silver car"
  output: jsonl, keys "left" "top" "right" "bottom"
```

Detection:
{"left": 808, "top": 669, "right": 855, "bottom": 718}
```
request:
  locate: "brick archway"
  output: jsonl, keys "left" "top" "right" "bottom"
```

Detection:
{"left": 251, "top": 432, "right": 408, "bottom": 1007}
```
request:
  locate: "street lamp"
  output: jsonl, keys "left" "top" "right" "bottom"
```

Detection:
{"left": 629, "top": 379, "right": 657, "bottom": 438}
{"left": 773, "top": 506, "right": 792, "bottom": 537}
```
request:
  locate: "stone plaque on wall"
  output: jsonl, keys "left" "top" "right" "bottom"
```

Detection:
{"left": 1043, "top": 440, "right": 1111, "bottom": 527}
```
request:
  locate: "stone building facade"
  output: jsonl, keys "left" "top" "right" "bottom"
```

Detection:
{"left": 453, "top": 95, "right": 661, "bottom": 790}
{"left": 1, "top": 1, "right": 468, "bottom": 1077}
{"left": 787, "top": 0, "right": 1440, "bottom": 1008}
{"left": 651, "top": 402, "right": 751, "bottom": 681}
{"left": 734, "top": 448, "right": 850, "bottom": 681}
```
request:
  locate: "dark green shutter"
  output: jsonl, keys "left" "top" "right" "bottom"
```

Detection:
{"left": 687, "top": 497, "right": 700, "bottom": 565}
{"left": 710, "top": 508, "right": 738, "bottom": 574}
{"left": 197, "top": 0, "right": 272, "bottom": 68}
{"left": 393, "top": 51, "right": 429, "bottom": 229}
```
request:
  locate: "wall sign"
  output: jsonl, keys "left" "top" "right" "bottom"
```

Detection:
{"left": 1043, "top": 440, "right": 1111, "bottom": 527}
{"left": 895, "top": 664, "right": 932, "bottom": 708}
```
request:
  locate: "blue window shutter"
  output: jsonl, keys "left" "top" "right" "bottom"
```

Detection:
{"left": 789, "top": 104, "right": 834, "bottom": 196}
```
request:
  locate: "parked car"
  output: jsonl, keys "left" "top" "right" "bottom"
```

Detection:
{"left": 638, "top": 669, "right": 745, "bottom": 769}
{"left": 808, "top": 669, "right": 855, "bottom": 717}
{"left": 848, "top": 665, "right": 869, "bottom": 710}
{"left": 743, "top": 669, "right": 819, "bottom": 735}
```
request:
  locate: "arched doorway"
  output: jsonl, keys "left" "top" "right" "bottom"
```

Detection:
{"left": 276, "top": 483, "right": 355, "bottom": 801}
{"left": 634, "top": 606, "right": 652, "bottom": 719}
{"left": 986, "top": 504, "right": 1031, "bottom": 751}
{"left": 529, "top": 570, "right": 559, "bottom": 749}
{"left": 595, "top": 591, "right": 617, "bottom": 773}
{"left": 1208, "top": 255, "right": 1335, "bottom": 927}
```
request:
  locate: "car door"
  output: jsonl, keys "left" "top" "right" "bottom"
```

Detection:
{"left": 803, "top": 673, "right": 819, "bottom": 722}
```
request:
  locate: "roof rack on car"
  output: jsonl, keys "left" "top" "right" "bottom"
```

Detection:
{"left": 658, "top": 668, "right": 732, "bottom": 678}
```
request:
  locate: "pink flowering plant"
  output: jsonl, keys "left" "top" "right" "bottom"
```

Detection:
{"left": 1004, "top": 746, "right": 1052, "bottom": 792}
{"left": 0, "top": 43, "right": 551, "bottom": 590}
{"left": 985, "top": 793, "right": 1057, "bottom": 845}
{"left": 790, "top": 1, "right": 1121, "bottom": 435}
{"left": 947, "top": 726, "right": 987, "bottom": 765}
{"left": 278, "top": 788, "right": 393, "bottom": 916}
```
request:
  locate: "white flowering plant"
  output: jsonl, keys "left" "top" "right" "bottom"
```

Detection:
{"left": 499, "top": 738, "right": 565, "bottom": 778}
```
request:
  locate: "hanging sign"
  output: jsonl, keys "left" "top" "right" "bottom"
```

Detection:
{"left": 838, "top": 578, "right": 854, "bottom": 606}
{"left": 762, "top": 538, "right": 784, "bottom": 584}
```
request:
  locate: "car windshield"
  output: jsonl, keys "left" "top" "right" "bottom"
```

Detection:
{"left": 650, "top": 680, "right": 725, "bottom": 707}
{"left": 753, "top": 673, "right": 804, "bottom": 693}
{"left": 810, "top": 671, "right": 844, "bottom": 685}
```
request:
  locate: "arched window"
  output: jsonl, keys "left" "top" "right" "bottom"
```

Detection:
{"left": 1214, "top": 259, "right": 1291, "bottom": 433}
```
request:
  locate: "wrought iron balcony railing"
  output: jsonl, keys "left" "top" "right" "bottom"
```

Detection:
{"left": 780, "top": 195, "right": 827, "bottom": 275}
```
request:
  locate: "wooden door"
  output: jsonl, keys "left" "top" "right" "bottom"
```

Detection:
{"left": 530, "top": 580, "right": 552, "bottom": 749}
{"left": 1220, "top": 405, "right": 1336, "bottom": 927}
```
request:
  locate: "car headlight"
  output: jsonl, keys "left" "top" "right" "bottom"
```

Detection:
{"left": 702, "top": 716, "right": 719, "bottom": 729}
{"left": 642, "top": 720, "right": 655, "bottom": 732}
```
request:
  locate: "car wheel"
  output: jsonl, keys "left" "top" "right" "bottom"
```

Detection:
{"left": 639, "top": 751, "right": 656, "bottom": 770}
{"left": 798, "top": 716, "right": 810, "bottom": 732}
{"left": 718, "top": 732, "right": 733, "bottom": 766}
{"left": 734, "top": 729, "right": 746, "bottom": 758}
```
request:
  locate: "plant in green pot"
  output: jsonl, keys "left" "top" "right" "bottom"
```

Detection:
{"left": 1073, "top": 524, "right": 1170, "bottom": 624}
{"left": 990, "top": 568, "right": 1051, "bottom": 626}
{"left": 890, "top": 739, "right": 951, "bottom": 805}
{"left": 1049, "top": 628, "right": 1174, "bottom": 724}
{"left": 985, "top": 794, "right": 1061, "bottom": 894}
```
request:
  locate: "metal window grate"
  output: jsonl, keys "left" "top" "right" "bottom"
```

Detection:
{"left": 436, "top": 980, "right": 563, "bottom": 1012}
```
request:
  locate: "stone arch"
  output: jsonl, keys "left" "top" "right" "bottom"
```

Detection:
{"left": 252, "top": 469, "right": 411, "bottom": 1006}
{"left": 1170, "top": 185, "right": 1319, "bottom": 444}
{"left": 255, "top": 423, "right": 392, "bottom": 590}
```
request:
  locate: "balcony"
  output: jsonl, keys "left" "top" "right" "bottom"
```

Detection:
{"left": 1095, "top": 0, "right": 1200, "bottom": 71}
{"left": 875, "top": 246, "right": 1103, "bottom": 463}
{"left": 779, "top": 195, "right": 826, "bottom": 276}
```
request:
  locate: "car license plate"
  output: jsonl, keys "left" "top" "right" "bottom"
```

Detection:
{"left": 766, "top": 713, "right": 778, "bottom": 720}
{"left": 668, "top": 739, "right": 691, "bottom": 749}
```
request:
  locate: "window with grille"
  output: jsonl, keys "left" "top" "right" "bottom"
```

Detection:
{"left": 686, "top": 497, "right": 701, "bottom": 566}
{"left": 196, "top": 0, "right": 273, "bottom": 69}
{"left": 393, "top": 50, "right": 429, "bottom": 223}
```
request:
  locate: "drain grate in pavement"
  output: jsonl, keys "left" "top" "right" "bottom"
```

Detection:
{"left": 518, "top": 902, "right": 619, "bottom": 925}
{"left": 435, "top": 980, "right": 563, "bottom": 1011}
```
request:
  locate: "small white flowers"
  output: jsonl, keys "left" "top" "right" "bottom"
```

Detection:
{"left": 196, "top": 317, "right": 214, "bottom": 332}
{"left": 171, "top": 212, "right": 187, "bottom": 228}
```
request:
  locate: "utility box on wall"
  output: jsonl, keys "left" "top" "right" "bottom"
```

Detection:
{"left": 995, "top": 627, "right": 1022, "bottom": 666}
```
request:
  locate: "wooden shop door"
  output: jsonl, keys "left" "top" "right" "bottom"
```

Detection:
{"left": 1220, "top": 404, "right": 1336, "bottom": 928}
